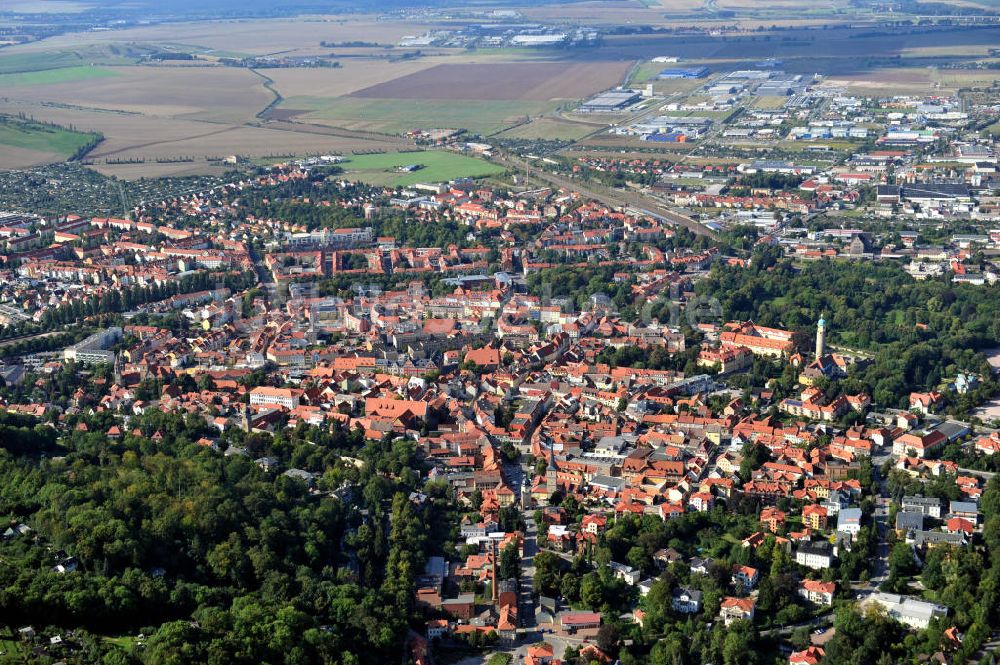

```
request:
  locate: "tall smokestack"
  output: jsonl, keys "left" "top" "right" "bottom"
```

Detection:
{"left": 491, "top": 540, "right": 499, "bottom": 603}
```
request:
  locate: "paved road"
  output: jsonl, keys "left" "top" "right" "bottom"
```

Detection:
{"left": 958, "top": 466, "right": 996, "bottom": 480}
{"left": 871, "top": 465, "right": 892, "bottom": 583}
{"left": 504, "top": 460, "right": 538, "bottom": 628}
{"left": 759, "top": 612, "right": 833, "bottom": 638}
{"left": 247, "top": 241, "right": 281, "bottom": 308}
{"left": 520, "top": 506, "right": 539, "bottom": 628}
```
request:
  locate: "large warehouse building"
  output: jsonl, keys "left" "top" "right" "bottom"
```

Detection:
{"left": 578, "top": 89, "right": 643, "bottom": 113}
{"left": 658, "top": 66, "right": 709, "bottom": 79}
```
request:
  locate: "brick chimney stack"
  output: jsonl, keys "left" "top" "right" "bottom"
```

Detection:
{"left": 491, "top": 540, "right": 499, "bottom": 603}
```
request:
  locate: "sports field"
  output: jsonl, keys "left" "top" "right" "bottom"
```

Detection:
{"left": 338, "top": 151, "right": 505, "bottom": 186}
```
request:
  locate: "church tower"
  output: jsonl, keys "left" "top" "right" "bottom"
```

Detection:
{"left": 815, "top": 316, "right": 827, "bottom": 361}
{"left": 307, "top": 304, "right": 318, "bottom": 346}
{"left": 113, "top": 352, "right": 124, "bottom": 385}
{"left": 241, "top": 404, "right": 252, "bottom": 433}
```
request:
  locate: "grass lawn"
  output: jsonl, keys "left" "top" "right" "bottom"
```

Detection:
{"left": 487, "top": 653, "right": 513, "bottom": 665}
{"left": 285, "top": 96, "right": 555, "bottom": 136}
{"left": 0, "top": 627, "right": 26, "bottom": 659}
{"left": 0, "top": 65, "right": 120, "bottom": 86}
{"left": 340, "top": 150, "right": 505, "bottom": 186}
{"left": 0, "top": 115, "right": 100, "bottom": 157}
{"left": 498, "top": 117, "right": 596, "bottom": 141}
{"left": 752, "top": 95, "right": 788, "bottom": 110}
{"left": 0, "top": 638, "right": 23, "bottom": 659}
{"left": 628, "top": 61, "right": 666, "bottom": 85}
{"left": 104, "top": 635, "right": 139, "bottom": 650}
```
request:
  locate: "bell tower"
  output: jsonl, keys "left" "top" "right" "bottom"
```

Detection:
{"left": 546, "top": 450, "right": 557, "bottom": 499}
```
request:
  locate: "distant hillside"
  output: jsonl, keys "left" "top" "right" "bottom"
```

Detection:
{"left": 53, "top": 0, "right": 580, "bottom": 17}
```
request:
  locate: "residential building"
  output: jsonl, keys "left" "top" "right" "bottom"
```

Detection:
{"left": 837, "top": 507, "right": 863, "bottom": 536}
{"left": 732, "top": 565, "right": 760, "bottom": 590}
{"left": 609, "top": 561, "right": 641, "bottom": 585}
{"left": 895, "top": 511, "right": 925, "bottom": 535}
{"left": 795, "top": 541, "right": 835, "bottom": 570}
{"left": 893, "top": 430, "right": 947, "bottom": 458}
{"left": 720, "top": 321, "right": 795, "bottom": 358}
{"left": 901, "top": 496, "right": 942, "bottom": 519}
{"left": 249, "top": 386, "right": 302, "bottom": 410}
{"left": 672, "top": 587, "right": 703, "bottom": 614}
{"left": 719, "top": 597, "right": 756, "bottom": 626}
{"left": 802, "top": 504, "right": 828, "bottom": 530}
{"left": 790, "top": 646, "right": 825, "bottom": 665}
{"left": 799, "top": 580, "right": 835, "bottom": 605}
{"left": 949, "top": 501, "right": 979, "bottom": 524}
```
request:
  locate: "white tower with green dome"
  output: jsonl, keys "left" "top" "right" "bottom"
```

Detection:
{"left": 815, "top": 316, "right": 827, "bottom": 361}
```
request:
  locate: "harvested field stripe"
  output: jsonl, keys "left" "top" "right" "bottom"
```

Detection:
{"left": 89, "top": 125, "right": 241, "bottom": 158}
{"left": 0, "top": 66, "right": 120, "bottom": 86}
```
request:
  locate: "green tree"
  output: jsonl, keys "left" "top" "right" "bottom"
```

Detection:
{"left": 580, "top": 572, "right": 604, "bottom": 610}
{"left": 499, "top": 543, "right": 520, "bottom": 582}
{"left": 533, "top": 551, "right": 562, "bottom": 596}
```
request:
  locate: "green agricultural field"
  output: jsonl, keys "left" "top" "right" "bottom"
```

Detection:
{"left": 498, "top": 117, "right": 597, "bottom": 141}
{"left": 0, "top": 116, "right": 101, "bottom": 158}
{"left": 0, "top": 65, "right": 120, "bottom": 86}
{"left": 284, "top": 96, "right": 555, "bottom": 137}
{"left": 0, "top": 45, "right": 142, "bottom": 75}
{"left": 339, "top": 151, "right": 505, "bottom": 186}
{"left": 0, "top": 50, "right": 89, "bottom": 74}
